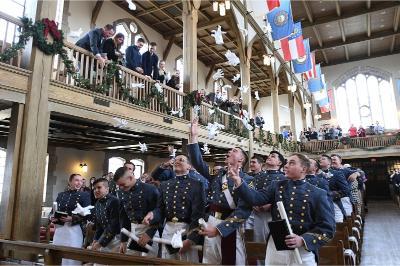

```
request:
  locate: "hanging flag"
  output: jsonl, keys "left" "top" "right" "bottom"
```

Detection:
{"left": 318, "top": 97, "right": 330, "bottom": 113}
{"left": 313, "top": 88, "right": 327, "bottom": 101}
{"left": 303, "top": 52, "right": 316, "bottom": 80}
{"left": 280, "top": 22, "right": 305, "bottom": 61}
{"left": 266, "top": 0, "right": 280, "bottom": 13}
{"left": 267, "top": 0, "right": 294, "bottom": 40}
{"left": 308, "top": 64, "right": 322, "bottom": 92}
{"left": 293, "top": 39, "right": 312, "bottom": 73}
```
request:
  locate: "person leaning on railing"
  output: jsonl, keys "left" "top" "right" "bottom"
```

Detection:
{"left": 75, "top": 24, "right": 115, "bottom": 68}
{"left": 126, "top": 37, "right": 145, "bottom": 74}
{"left": 102, "top": 33, "right": 125, "bottom": 64}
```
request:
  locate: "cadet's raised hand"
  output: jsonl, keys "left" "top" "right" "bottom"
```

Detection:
{"left": 227, "top": 163, "right": 242, "bottom": 187}
{"left": 190, "top": 117, "right": 199, "bottom": 143}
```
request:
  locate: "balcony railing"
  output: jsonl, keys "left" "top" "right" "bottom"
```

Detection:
{"left": 0, "top": 11, "right": 24, "bottom": 68}
{"left": 301, "top": 134, "right": 400, "bottom": 153}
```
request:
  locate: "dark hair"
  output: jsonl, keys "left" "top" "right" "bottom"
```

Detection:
{"left": 104, "top": 24, "right": 114, "bottom": 30}
{"left": 251, "top": 155, "right": 264, "bottom": 165}
{"left": 270, "top": 151, "right": 286, "bottom": 169}
{"left": 330, "top": 154, "right": 342, "bottom": 160}
{"left": 124, "top": 161, "right": 135, "bottom": 169}
{"left": 69, "top": 173, "right": 80, "bottom": 182}
{"left": 291, "top": 153, "right": 311, "bottom": 170}
{"left": 93, "top": 177, "right": 109, "bottom": 187}
{"left": 137, "top": 37, "right": 145, "bottom": 43}
{"left": 114, "top": 166, "right": 129, "bottom": 182}
{"left": 150, "top": 42, "right": 157, "bottom": 46}
{"left": 320, "top": 154, "right": 332, "bottom": 162}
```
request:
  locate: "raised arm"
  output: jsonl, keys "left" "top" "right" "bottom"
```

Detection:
{"left": 187, "top": 118, "right": 211, "bottom": 179}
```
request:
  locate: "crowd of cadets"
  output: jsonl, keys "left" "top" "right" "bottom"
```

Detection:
{"left": 52, "top": 119, "right": 367, "bottom": 266}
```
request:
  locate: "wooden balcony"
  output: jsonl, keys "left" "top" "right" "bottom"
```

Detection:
{"left": 300, "top": 134, "right": 400, "bottom": 158}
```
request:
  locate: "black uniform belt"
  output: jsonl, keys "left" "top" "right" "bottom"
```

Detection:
{"left": 209, "top": 204, "right": 233, "bottom": 220}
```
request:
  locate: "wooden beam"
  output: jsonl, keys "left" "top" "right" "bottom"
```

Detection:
{"left": 162, "top": 36, "right": 175, "bottom": 61}
{"left": 163, "top": 16, "right": 226, "bottom": 37}
{"left": 344, "top": 46, "right": 350, "bottom": 61}
{"left": 302, "top": 0, "right": 314, "bottom": 23}
{"left": 313, "top": 29, "right": 400, "bottom": 51}
{"left": 90, "top": 0, "right": 103, "bottom": 29}
{"left": 367, "top": 0, "right": 372, "bottom": 9}
{"left": 321, "top": 50, "right": 329, "bottom": 64}
{"left": 134, "top": 1, "right": 179, "bottom": 17}
{"left": 253, "top": 100, "right": 259, "bottom": 112}
{"left": 338, "top": 20, "right": 346, "bottom": 42}
{"left": 205, "top": 64, "right": 215, "bottom": 86}
{"left": 390, "top": 35, "right": 396, "bottom": 53}
{"left": 394, "top": 7, "right": 400, "bottom": 32}
{"left": 335, "top": 1, "right": 341, "bottom": 17}
{"left": 312, "top": 27, "right": 323, "bottom": 47}
{"left": 302, "top": 1, "right": 400, "bottom": 28}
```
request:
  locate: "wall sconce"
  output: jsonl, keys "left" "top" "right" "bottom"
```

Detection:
{"left": 263, "top": 54, "right": 275, "bottom": 66}
{"left": 80, "top": 163, "right": 88, "bottom": 173}
{"left": 303, "top": 102, "right": 312, "bottom": 109}
{"left": 314, "top": 114, "right": 321, "bottom": 120}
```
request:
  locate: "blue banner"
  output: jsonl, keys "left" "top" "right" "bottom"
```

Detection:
{"left": 267, "top": 0, "right": 294, "bottom": 40}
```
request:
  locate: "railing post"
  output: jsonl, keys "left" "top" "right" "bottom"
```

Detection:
{"left": 44, "top": 249, "right": 62, "bottom": 265}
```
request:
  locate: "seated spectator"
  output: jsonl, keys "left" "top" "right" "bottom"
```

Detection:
{"left": 348, "top": 124, "right": 357, "bottom": 137}
{"left": 358, "top": 125, "right": 366, "bottom": 137}
{"left": 126, "top": 37, "right": 145, "bottom": 74}
{"left": 166, "top": 69, "right": 181, "bottom": 90}
{"left": 102, "top": 33, "right": 124, "bottom": 63}
{"left": 75, "top": 24, "right": 115, "bottom": 67}
{"left": 374, "top": 121, "right": 384, "bottom": 135}
{"left": 254, "top": 111, "right": 265, "bottom": 129}
{"left": 157, "top": 60, "right": 169, "bottom": 84}
{"left": 142, "top": 42, "right": 159, "bottom": 80}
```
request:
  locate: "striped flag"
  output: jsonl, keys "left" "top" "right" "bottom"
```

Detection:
{"left": 266, "top": 0, "right": 280, "bottom": 12}
{"left": 318, "top": 98, "right": 330, "bottom": 113}
{"left": 303, "top": 52, "right": 316, "bottom": 80}
{"left": 280, "top": 22, "right": 305, "bottom": 61}
{"left": 308, "top": 64, "right": 322, "bottom": 92}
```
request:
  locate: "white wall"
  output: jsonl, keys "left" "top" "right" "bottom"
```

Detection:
{"left": 321, "top": 54, "right": 400, "bottom": 128}
{"left": 64, "top": 0, "right": 208, "bottom": 90}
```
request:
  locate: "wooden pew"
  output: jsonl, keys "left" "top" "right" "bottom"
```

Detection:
{"left": 0, "top": 239, "right": 197, "bottom": 265}
{"left": 319, "top": 240, "right": 345, "bottom": 265}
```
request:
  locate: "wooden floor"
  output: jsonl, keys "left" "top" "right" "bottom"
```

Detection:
{"left": 361, "top": 201, "right": 400, "bottom": 265}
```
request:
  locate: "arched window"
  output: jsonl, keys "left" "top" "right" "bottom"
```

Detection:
{"left": 130, "top": 159, "right": 144, "bottom": 178}
{"left": 0, "top": 148, "right": 6, "bottom": 203}
{"left": 334, "top": 70, "right": 399, "bottom": 131}
{"left": 113, "top": 19, "right": 148, "bottom": 55}
{"left": 108, "top": 157, "right": 126, "bottom": 174}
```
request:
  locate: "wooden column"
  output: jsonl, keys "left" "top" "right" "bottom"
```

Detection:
{"left": 0, "top": 103, "right": 24, "bottom": 238}
{"left": 288, "top": 93, "right": 297, "bottom": 140}
{"left": 10, "top": 0, "right": 54, "bottom": 242}
{"left": 182, "top": 0, "right": 200, "bottom": 93}
{"left": 271, "top": 80, "right": 280, "bottom": 133}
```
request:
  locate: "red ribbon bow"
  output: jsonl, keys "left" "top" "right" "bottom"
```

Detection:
{"left": 42, "top": 18, "right": 61, "bottom": 40}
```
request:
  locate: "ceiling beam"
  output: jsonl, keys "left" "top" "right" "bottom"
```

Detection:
{"left": 313, "top": 29, "right": 400, "bottom": 51}
{"left": 335, "top": 1, "right": 341, "bottom": 17}
{"left": 93, "top": 140, "right": 180, "bottom": 150}
{"left": 163, "top": 35, "right": 175, "bottom": 61}
{"left": 392, "top": 5, "right": 400, "bottom": 53}
{"left": 134, "top": 1, "right": 180, "bottom": 17}
{"left": 90, "top": 0, "right": 104, "bottom": 29}
{"left": 325, "top": 49, "right": 400, "bottom": 66}
{"left": 145, "top": 1, "right": 182, "bottom": 28}
{"left": 163, "top": 16, "right": 227, "bottom": 37}
{"left": 302, "top": 1, "right": 400, "bottom": 28}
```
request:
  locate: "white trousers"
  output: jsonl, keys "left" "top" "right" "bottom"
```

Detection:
{"left": 265, "top": 237, "right": 316, "bottom": 266}
{"left": 333, "top": 202, "right": 344, "bottom": 223}
{"left": 127, "top": 223, "right": 159, "bottom": 257}
{"left": 341, "top": 197, "right": 353, "bottom": 217}
{"left": 253, "top": 211, "right": 272, "bottom": 243}
{"left": 161, "top": 222, "right": 198, "bottom": 263}
{"left": 53, "top": 223, "right": 83, "bottom": 265}
{"left": 202, "top": 215, "right": 246, "bottom": 265}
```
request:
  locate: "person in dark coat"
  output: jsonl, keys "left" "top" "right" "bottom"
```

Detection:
{"left": 126, "top": 37, "right": 145, "bottom": 74}
{"left": 102, "top": 33, "right": 124, "bottom": 63}
{"left": 254, "top": 111, "right": 265, "bottom": 129}
{"left": 142, "top": 42, "right": 159, "bottom": 80}
{"left": 166, "top": 69, "right": 181, "bottom": 90}
{"left": 75, "top": 24, "right": 114, "bottom": 67}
